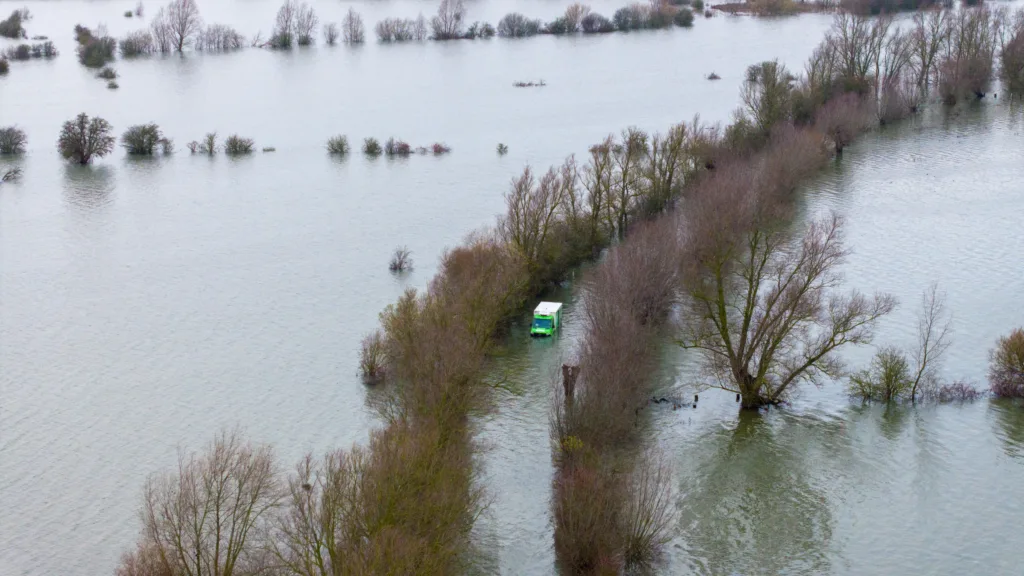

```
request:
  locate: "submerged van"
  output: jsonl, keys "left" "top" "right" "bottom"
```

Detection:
{"left": 531, "top": 302, "right": 563, "bottom": 337}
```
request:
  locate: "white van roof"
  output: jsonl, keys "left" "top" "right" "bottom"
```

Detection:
{"left": 534, "top": 302, "right": 563, "bottom": 315}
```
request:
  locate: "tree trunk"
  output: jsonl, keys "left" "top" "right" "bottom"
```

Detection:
{"left": 738, "top": 371, "right": 763, "bottom": 410}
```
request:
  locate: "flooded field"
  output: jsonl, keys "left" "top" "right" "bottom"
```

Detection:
{"left": 2, "top": 1, "right": 1023, "bottom": 574}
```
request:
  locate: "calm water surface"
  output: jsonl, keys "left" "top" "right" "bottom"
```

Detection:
{"left": 2, "top": 1, "right": 1023, "bottom": 574}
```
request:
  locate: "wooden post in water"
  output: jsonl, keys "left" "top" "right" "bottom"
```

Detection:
{"left": 561, "top": 364, "right": 579, "bottom": 402}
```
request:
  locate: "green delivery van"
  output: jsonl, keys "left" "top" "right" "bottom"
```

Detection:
{"left": 531, "top": 302, "right": 563, "bottom": 337}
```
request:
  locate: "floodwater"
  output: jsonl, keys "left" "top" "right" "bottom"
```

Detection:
{"left": 477, "top": 102, "right": 1024, "bottom": 574}
{"left": 1, "top": 0, "right": 1022, "bottom": 574}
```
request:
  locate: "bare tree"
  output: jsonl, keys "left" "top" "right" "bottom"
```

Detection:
{"left": 679, "top": 181, "right": 896, "bottom": 408}
{"left": 151, "top": 8, "right": 173, "bottom": 53}
{"left": 121, "top": 430, "right": 281, "bottom": 576}
{"left": 909, "top": 283, "right": 952, "bottom": 402}
{"left": 272, "top": 0, "right": 298, "bottom": 48}
{"left": 323, "top": 22, "right": 338, "bottom": 46}
{"left": 341, "top": 8, "right": 364, "bottom": 44}
{"left": 165, "top": 0, "right": 202, "bottom": 52}
{"left": 621, "top": 452, "right": 675, "bottom": 569}
{"left": 430, "top": 0, "right": 466, "bottom": 40}
{"left": 563, "top": 3, "right": 592, "bottom": 33}
{"left": 271, "top": 451, "right": 365, "bottom": 576}
{"left": 295, "top": 2, "right": 318, "bottom": 46}
{"left": 910, "top": 9, "right": 951, "bottom": 89}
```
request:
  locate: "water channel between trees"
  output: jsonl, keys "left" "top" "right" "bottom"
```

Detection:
{"left": 1, "top": 1, "right": 1023, "bottom": 574}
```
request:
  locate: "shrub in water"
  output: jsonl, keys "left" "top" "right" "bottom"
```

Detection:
{"left": 384, "top": 137, "right": 411, "bottom": 157}
{"left": 359, "top": 331, "right": 388, "bottom": 382}
{"left": 78, "top": 36, "right": 116, "bottom": 68}
{"left": 497, "top": 13, "right": 542, "bottom": 38}
{"left": 96, "top": 66, "right": 118, "bottom": 80}
{"left": 125, "top": 10, "right": 134, "bottom": 18}
{"left": 0, "top": 57, "right": 8, "bottom": 75}
{"left": 990, "top": 328, "right": 1024, "bottom": 398}
{"left": 0, "top": 126, "right": 28, "bottom": 154}
{"left": 326, "top": 135, "right": 350, "bottom": 155}
{"left": 224, "top": 135, "right": 255, "bottom": 155}
{"left": 0, "top": 9, "right": 28, "bottom": 40}
{"left": 120, "top": 30, "right": 155, "bottom": 56}
{"left": 7, "top": 44, "right": 30, "bottom": 61}
{"left": 107, "top": 80, "right": 119, "bottom": 89}
{"left": 197, "top": 24, "right": 245, "bottom": 51}
{"left": 187, "top": 132, "right": 217, "bottom": 155}
{"left": 363, "top": 137, "right": 382, "bottom": 156}
{"left": 121, "top": 124, "right": 170, "bottom": 155}
{"left": 57, "top": 113, "right": 116, "bottom": 165}
{"left": 674, "top": 7, "right": 694, "bottom": 27}
{"left": 389, "top": 246, "right": 413, "bottom": 272}
{"left": 496, "top": 143, "right": 509, "bottom": 155}
{"left": 581, "top": 13, "right": 615, "bottom": 34}
{"left": 692, "top": 0, "right": 705, "bottom": 9}
{"left": 613, "top": 4, "right": 650, "bottom": 31}
{"left": 431, "top": 142, "right": 451, "bottom": 155}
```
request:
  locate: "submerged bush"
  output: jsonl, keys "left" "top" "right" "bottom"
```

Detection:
{"left": 0, "top": 9, "right": 28, "bottom": 39}
{"left": 187, "top": 132, "right": 217, "bottom": 155}
{"left": 0, "top": 126, "right": 27, "bottom": 154}
{"left": 224, "top": 135, "right": 255, "bottom": 155}
{"left": 326, "top": 135, "right": 350, "bottom": 155}
{"left": 496, "top": 143, "right": 508, "bottom": 155}
{"left": 581, "top": 13, "right": 615, "bottom": 34}
{"left": 431, "top": 142, "right": 451, "bottom": 155}
{"left": 375, "top": 17, "right": 425, "bottom": 42}
{"left": 197, "top": 24, "right": 245, "bottom": 51}
{"left": 107, "top": 80, "right": 119, "bottom": 89}
{"left": 78, "top": 35, "right": 116, "bottom": 68}
{"left": 389, "top": 246, "right": 413, "bottom": 272}
{"left": 359, "top": 331, "right": 388, "bottom": 382}
{"left": 990, "top": 328, "right": 1024, "bottom": 398}
{"left": 384, "top": 138, "right": 412, "bottom": 157}
{"left": 0, "top": 57, "right": 8, "bottom": 75}
{"left": 497, "top": 13, "right": 541, "bottom": 37}
{"left": 122, "top": 124, "right": 172, "bottom": 155}
{"left": 363, "top": 137, "right": 382, "bottom": 156}
{"left": 119, "top": 30, "right": 155, "bottom": 56}
{"left": 674, "top": 7, "right": 694, "bottom": 27}
{"left": 57, "top": 113, "right": 116, "bottom": 165}
{"left": 613, "top": 4, "right": 650, "bottom": 31}
{"left": 96, "top": 66, "right": 118, "bottom": 80}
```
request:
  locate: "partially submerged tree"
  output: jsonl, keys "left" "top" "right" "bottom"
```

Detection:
{"left": 122, "top": 124, "right": 173, "bottom": 155}
{"left": 341, "top": 8, "right": 365, "bottom": 44}
{"left": 224, "top": 135, "right": 255, "bottom": 155}
{"left": 0, "top": 126, "right": 27, "bottom": 154}
{"left": 57, "top": 113, "right": 116, "bottom": 165}
{"left": 0, "top": 9, "right": 29, "bottom": 40}
{"left": 164, "top": 0, "right": 202, "bottom": 52}
{"left": 990, "top": 328, "right": 1024, "bottom": 398}
{"left": 678, "top": 179, "right": 896, "bottom": 408}
{"left": 294, "top": 2, "right": 318, "bottom": 45}
{"left": 271, "top": 0, "right": 298, "bottom": 48}
{"left": 323, "top": 22, "right": 339, "bottom": 46}
{"left": 431, "top": 0, "right": 466, "bottom": 40}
